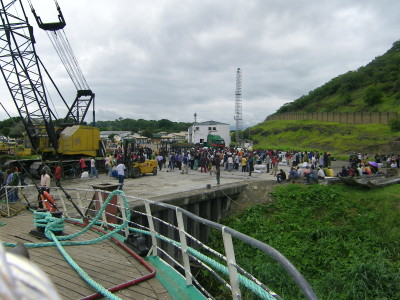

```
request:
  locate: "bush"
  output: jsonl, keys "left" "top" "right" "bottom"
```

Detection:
{"left": 364, "top": 86, "right": 383, "bottom": 106}
{"left": 389, "top": 118, "right": 400, "bottom": 131}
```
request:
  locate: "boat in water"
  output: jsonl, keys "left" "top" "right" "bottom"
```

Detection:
{"left": 1, "top": 184, "right": 318, "bottom": 299}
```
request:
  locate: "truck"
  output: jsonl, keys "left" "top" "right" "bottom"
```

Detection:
{"left": 204, "top": 134, "right": 225, "bottom": 149}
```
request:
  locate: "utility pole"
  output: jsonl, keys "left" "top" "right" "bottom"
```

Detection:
{"left": 234, "top": 68, "right": 243, "bottom": 146}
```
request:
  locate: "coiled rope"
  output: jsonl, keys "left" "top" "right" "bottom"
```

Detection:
{"left": 4, "top": 190, "right": 130, "bottom": 300}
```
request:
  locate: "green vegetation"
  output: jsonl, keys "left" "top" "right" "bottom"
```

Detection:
{"left": 0, "top": 117, "right": 24, "bottom": 137}
{"left": 0, "top": 116, "right": 191, "bottom": 139}
{"left": 389, "top": 117, "right": 400, "bottom": 132}
{"left": 274, "top": 41, "right": 400, "bottom": 115}
{"left": 249, "top": 119, "right": 400, "bottom": 155}
{"left": 205, "top": 184, "right": 400, "bottom": 299}
{"left": 92, "top": 118, "right": 191, "bottom": 134}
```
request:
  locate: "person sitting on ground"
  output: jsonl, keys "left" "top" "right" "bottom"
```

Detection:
{"left": 303, "top": 166, "right": 310, "bottom": 177}
{"left": 357, "top": 164, "right": 363, "bottom": 176}
{"left": 306, "top": 165, "right": 318, "bottom": 183}
{"left": 317, "top": 167, "right": 325, "bottom": 179}
{"left": 326, "top": 167, "right": 335, "bottom": 177}
{"left": 390, "top": 159, "right": 397, "bottom": 168}
{"left": 370, "top": 165, "right": 378, "bottom": 174}
{"left": 288, "top": 167, "right": 299, "bottom": 182}
{"left": 276, "top": 169, "right": 287, "bottom": 183}
{"left": 297, "top": 166, "right": 305, "bottom": 178}
{"left": 339, "top": 166, "right": 348, "bottom": 177}
{"left": 348, "top": 166, "right": 356, "bottom": 177}
{"left": 363, "top": 165, "right": 372, "bottom": 175}
{"left": 353, "top": 166, "right": 360, "bottom": 176}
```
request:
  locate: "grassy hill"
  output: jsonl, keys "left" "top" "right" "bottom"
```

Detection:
{"left": 249, "top": 119, "right": 400, "bottom": 156}
{"left": 273, "top": 40, "right": 400, "bottom": 115}
{"left": 246, "top": 40, "right": 400, "bottom": 155}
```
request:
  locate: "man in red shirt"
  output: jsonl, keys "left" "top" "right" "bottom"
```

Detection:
{"left": 54, "top": 162, "right": 62, "bottom": 186}
{"left": 79, "top": 157, "right": 87, "bottom": 172}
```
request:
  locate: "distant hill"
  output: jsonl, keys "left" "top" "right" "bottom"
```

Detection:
{"left": 272, "top": 40, "right": 400, "bottom": 116}
{"left": 250, "top": 120, "right": 400, "bottom": 155}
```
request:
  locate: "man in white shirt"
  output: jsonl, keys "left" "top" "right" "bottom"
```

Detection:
{"left": 39, "top": 169, "right": 51, "bottom": 208}
{"left": 90, "top": 158, "right": 98, "bottom": 178}
{"left": 116, "top": 163, "right": 126, "bottom": 190}
{"left": 40, "top": 169, "right": 51, "bottom": 192}
{"left": 227, "top": 155, "right": 234, "bottom": 171}
{"left": 317, "top": 167, "right": 326, "bottom": 179}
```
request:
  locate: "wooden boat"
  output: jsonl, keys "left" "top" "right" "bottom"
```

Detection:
{"left": 339, "top": 175, "right": 400, "bottom": 188}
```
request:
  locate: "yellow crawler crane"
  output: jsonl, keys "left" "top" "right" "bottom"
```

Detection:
{"left": 0, "top": 1, "right": 103, "bottom": 161}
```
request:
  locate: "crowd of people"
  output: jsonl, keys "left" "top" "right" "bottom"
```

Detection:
{"left": 132, "top": 147, "right": 400, "bottom": 184}
{"left": 2, "top": 148, "right": 399, "bottom": 198}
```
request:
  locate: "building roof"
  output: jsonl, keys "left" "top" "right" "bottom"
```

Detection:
{"left": 195, "top": 120, "right": 230, "bottom": 126}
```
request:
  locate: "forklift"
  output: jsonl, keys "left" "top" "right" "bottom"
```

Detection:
{"left": 122, "top": 139, "right": 158, "bottom": 178}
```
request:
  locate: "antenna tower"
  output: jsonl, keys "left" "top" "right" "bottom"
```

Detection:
{"left": 234, "top": 68, "right": 243, "bottom": 145}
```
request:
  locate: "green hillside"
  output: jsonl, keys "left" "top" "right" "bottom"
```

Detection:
{"left": 246, "top": 40, "right": 400, "bottom": 155}
{"left": 249, "top": 120, "right": 400, "bottom": 156}
{"left": 273, "top": 40, "right": 400, "bottom": 115}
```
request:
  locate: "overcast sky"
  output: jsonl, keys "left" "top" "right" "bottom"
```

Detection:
{"left": 0, "top": 0, "right": 399, "bottom": 128}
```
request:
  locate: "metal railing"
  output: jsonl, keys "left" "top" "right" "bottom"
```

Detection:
{"left": 2, "top": 184, "right": 318, "bottom": 300}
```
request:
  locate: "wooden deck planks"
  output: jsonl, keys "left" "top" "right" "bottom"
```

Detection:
{"left": 0, "top": 210, "right": 169, "bottom": 300}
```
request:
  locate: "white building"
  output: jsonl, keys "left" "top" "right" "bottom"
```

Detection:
{"left": 188, "top": 121, "right": 231, "bottom": 146}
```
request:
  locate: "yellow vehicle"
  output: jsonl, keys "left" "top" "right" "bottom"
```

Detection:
{"left": 122, "top": 138, "right": 158, "bottom": 178}
{"left": 0, "top": 2, "right": 102, "bottom": 162}
{"left": 129, "top": 160, "right": 158, "bottom": 178}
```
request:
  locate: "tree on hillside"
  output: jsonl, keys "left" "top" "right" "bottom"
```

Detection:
{"left": 158, "top": 119, "right": 173, "bottom": 130}
{"left": 0, "top": 117, "right": 20, "bottom": 137}
{"left": 364, "top": 86, "right": 383, "bottom": 106}
{"left": 141, "top": 128, "right": 153, "bottom": 138}
{"left": 6, "top": 120, "right": 24, "bottom": 137}
{"left": 1, "top": 127, "right": 10, "bottom": 137}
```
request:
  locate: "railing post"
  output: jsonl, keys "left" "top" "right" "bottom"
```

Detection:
{"left": 75, "top": 190, "right": 84, "bottom": 213}
{"left": 117, "top": 194, "right": 130, "bottom": 239}
{"left": 176, "top": 209, "right": 193, "bottom": 286}
{"left": 144, "top": 202, "right": 158, "bottom": 256}
{"left": 96, "top": 191, "right": 108, "bottom": 227}
{"left": 222, "top": 227, "right": 241, "bottom": 300}
{"left": 5, "top": 186, "right": 10, "bottom": 217}
{"left": 56, "top": 189, "right": 69, "bottom": 217}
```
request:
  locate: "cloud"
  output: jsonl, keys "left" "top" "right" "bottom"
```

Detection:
{"left": 0, "top": 0, "right": 399, "bottom": 129}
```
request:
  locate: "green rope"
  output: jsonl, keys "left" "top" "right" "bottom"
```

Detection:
{"left": 33, "top": 211, "right": 65, "bottom": 232}
{"left": 119, "top": 226, "right": 276, "bottom": 299}
{"left": 3, "top": 189, "right": 130, "bottom": 299}
{"left": 49, "top": 230, "right": 121, "bottom": 300}
{"left": 3, "top": 188, "right": 275, "bottom": 299}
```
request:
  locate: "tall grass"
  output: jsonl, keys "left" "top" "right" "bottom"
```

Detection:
{"left": 205, "top": 184, "right": 400, "bottom": 299}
